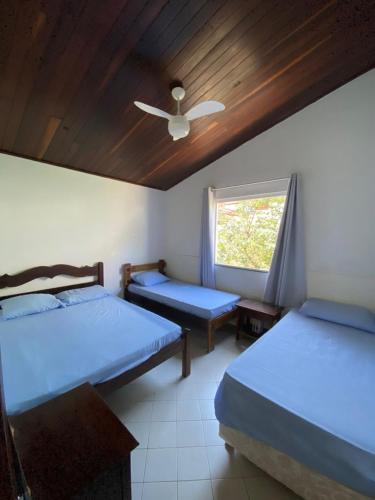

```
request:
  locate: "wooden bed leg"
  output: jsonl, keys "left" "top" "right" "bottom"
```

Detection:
{"left": 182, "top": 329, "right": 191, "bottom": 377}
{"left": 207, "top": 322, "right": 215, "bottom": 353}
{"left": 236, "top": 309, "right": 241, "bottom": 340}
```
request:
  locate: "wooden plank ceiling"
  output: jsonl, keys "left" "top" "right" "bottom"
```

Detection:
{"left": 0, "top": 0, "right": 374, "bottom": 190}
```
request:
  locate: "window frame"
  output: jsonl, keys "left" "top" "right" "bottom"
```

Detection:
{"left": 213, "top": 179, "right": 288, "bottom": 273}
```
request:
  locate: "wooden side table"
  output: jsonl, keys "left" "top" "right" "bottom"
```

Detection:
{"left": 236, "top": 299, "right": 282, "bottom": 339}
{"left": 9, "top": 383, "right": 138, "bottom": 500}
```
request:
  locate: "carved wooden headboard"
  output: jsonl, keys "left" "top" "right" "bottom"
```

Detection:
{"left": 0, "top": 263, "right": 104, "bottom": 299}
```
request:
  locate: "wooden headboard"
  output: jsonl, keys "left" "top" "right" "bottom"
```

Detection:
{"left": 123, "top": 260, "right": 166, "bottom": 290}
{"left": 0, "top": 263, "right": 104, "bottom": 300}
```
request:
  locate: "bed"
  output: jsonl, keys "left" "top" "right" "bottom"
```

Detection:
{"left": 215, "top": 307, "right": 375, "bottom": 500}
{"left": 0, "top": 263, "right": 190, "bottom": 415}
{"left": 124, "top": 260, "right": 240, "bottom": 352}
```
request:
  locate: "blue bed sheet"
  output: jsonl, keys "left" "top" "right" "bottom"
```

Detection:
{"left": 215, "top": 309, "right": 375, "bottom": 497}
{"left": 128, "top": 280, "right": 240, "bottom": 320}
{"left": 0, "top": 296, "right": 181, "bottom": 415}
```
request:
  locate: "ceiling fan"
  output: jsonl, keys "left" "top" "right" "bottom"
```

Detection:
{"left": 134, "top": 86, "right": 225, "bottom": 141}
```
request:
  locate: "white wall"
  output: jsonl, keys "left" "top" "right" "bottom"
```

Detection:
{"left": 165, "top": 70, "right": 375, "bottom": 310}
{"left": 0, "top": 154, "right": 165, "bottom": 296}
{"left": 1, "top": 70, "right": 374, "bottom": 307}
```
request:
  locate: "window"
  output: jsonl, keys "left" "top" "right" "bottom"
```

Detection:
{"left": 215, "top": 185, "right": 286, "bottom": 272}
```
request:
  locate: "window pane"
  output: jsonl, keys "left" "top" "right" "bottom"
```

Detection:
{"left": 215, "top": 196, "right": 286, "bottom": 271}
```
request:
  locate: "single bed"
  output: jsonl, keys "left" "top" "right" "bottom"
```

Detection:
{"left": 124, "top": 260, "right": 240, "bottom": 352}
{"left": 215, "top": 308, "right": 375, "bottom": 499}
{"left": 0, "top": 263, "right": 190, "bottom": 415}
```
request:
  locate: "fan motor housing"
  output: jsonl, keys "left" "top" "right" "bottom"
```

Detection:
{"left": 171, "top": 86, "right": 185, "bottom": 101}
{"left": 168, "top": 115, "right": 190, "bottom": 140}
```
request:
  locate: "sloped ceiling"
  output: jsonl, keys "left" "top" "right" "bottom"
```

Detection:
{"left": 1, "top": 0, "right": 374, "bottom": 190}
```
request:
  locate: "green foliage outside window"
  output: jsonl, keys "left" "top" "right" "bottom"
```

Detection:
{"left": 215, "top": 196, "right": 286, "bottom": 271}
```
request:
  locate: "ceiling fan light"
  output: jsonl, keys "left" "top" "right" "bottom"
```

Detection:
{"left": 135, "top": 86, "right": 224, "bottom": 142}
{"left": 168, "top": 115, "right": 190, "bottom": 141}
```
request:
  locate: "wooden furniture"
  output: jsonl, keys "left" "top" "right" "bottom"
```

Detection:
{"left": 0, "top": 262, "right": 190, "bottom": 398}
{"left": 0, "top": 262, "right": 104, "bottom": 300}
{"left": 96, "top": 327, "right": 190, "bottom": 396}
{"left": 0, "top": 2, "right": 374, "bottom": 190}
{"left": 236, "top": 299, "right": 282, "bottom": 339}
{"left": 0, "top": 351, "right": 24, "bottom": 500}
{"left": 10, "top": 383, "right": 138, "bottom": 500}
{"left": 124, "top": 260, "right": 238, "bottom": 353}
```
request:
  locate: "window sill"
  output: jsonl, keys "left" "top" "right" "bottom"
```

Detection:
{"left": 215, "top": 263, "right": 269, "bottom": 274}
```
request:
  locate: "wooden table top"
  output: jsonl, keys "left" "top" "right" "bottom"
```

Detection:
{"left": 236, "top": 299, "right": 282, "bottom": 318}
{"left": 10, "top": 383, "right": 138, "bottom": 500}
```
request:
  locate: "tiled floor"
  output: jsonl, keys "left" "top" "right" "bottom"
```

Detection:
{"left": 104, "top": 326, "right": 299, "bottom": 500}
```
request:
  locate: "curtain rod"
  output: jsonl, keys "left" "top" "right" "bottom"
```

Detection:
{"left": 211, "top": 177, "right": 290, "bottom": 192}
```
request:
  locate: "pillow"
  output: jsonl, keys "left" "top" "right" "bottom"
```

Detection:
{"left": 0, "top": 293, "right": 63, "bottom": 320}
{"left": 56, "top": 284, "right": 110, "bottom": 306}
{"left": 132, "top": 271, "right": 169, "bottom": 287}
{"left": 300, "top": 298, "right": 375, "bottom": 334}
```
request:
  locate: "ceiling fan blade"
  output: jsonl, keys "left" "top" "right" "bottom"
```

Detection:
{"left": 134, "top": 101, "right": 171, "bottom": 120}
{"left": 185, "top": 100, "right": 225, "bottom": 121}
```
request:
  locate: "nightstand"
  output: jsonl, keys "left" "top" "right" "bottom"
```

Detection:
{"left": 236, "top": 299, "right": 282, "bottom": 339}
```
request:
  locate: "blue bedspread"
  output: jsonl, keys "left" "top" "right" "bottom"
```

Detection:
{"left": 0, "top": 296, "right": 181, "bottom": 415}
{"left": 128, "top": 280, "right": 240, "bottom": 319}
{"left": 215, "top": 310, "right": 375, "bottom": 497}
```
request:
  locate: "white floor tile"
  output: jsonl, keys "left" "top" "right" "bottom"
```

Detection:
{"left": 126, "top": 422, "right": 150, "bottom": 449}
{"left": 124, "top": 327, "right": 257, "bottom": 492}
{"left": 119, "top": 401, "right": 153, "bottom": 422}
{"left": 131, "top": 449, "right": 147, "bottom": 482}
{"left": 206, "top": 446, "right": 263, "bottom": 479}
{"left": 151, "top": 401, "right": 177, "bottom": 421}
{"left": 212, "top": 479, "right": 248, "bottom": 500}
{"left": 109, "top": 381, "right": 155, "bottom": 404}
{"left": 131, "top": 483, "right": 143, "bottom": 500}
{"left": 142, "top": 481, "right": 177, "bottom": 500}
{"left": 203, "top": 420, "right": 224, "bottom": 446}
{"left": 144, "top": 448, "right": 178, "bottom": 482}
{"left": 177, "top": 399, "right": 201, "bottom": 420}
{"left": 151, "top": 383, "right": 177, "bottom": 401}
{"left": 177, "top": 447, "right": 211, "bottom": 480}
{"left": 178, "top": 480, "right": 213, "bottom": 500}
{"left": 199, "top": 400, "right": 216, "bottom": 420}
{"left": 148, "top": 421, "right": 177, "bottom": 448}
{"left": 148, "top": 358, "right": 180, "bottom": 381}
{"left": 177, "top": 421, "right": 205, "bottom": 447}
{"left": 177, "top": 382, "right": 218, "bottom": 400}
{"left": 126, "top": 381, "right": 156, "bottom": 401}
{"left": 244, "top": 476, "right": 300, "bottom": 499}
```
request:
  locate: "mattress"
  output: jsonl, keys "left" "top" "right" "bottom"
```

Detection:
{"left": 128, "top": 279, "right": 240, "bottom": 319}
{"left": 0, "top": 295, "right": 181, "bottom": 415}
{"left": 215, "top": 309, "right": 375, "bottom": 497}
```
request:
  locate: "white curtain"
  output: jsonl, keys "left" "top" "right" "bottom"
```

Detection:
{"left": 200, "top": 187, "right": 216, "bottom": 288}
{"left": 264, "top": 173, "right": 306, "bottom": 307}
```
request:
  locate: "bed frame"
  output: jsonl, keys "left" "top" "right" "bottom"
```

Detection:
{"left": 123, "top": 260, "right": 238, "bottom": 353}
{"left": 0, "top": 350, "right": 24, "bottom": 498}
{"left": 220, "top": 424, "right": 370, "bottom": 500}
{"left": 0, "top": 262, "right": 105, "bottom": 299}
{"left": 0, "top": 262, "right": 190, "bottom": 397}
